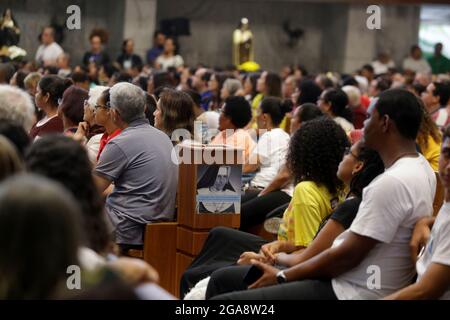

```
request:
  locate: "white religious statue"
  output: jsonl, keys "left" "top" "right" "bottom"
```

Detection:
{"left": 232, "top": 17, "right": 254, "bottom": 67}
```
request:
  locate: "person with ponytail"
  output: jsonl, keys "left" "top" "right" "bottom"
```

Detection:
{"left": 318, "top": 88, "right": 355, "bottom": 134}
{"left": 30, "top": 75, "right": 72, "bottom": 140}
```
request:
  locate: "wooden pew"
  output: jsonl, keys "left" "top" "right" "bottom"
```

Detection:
{"left": 140, "top": 144, "right": 243, "bottom": 298}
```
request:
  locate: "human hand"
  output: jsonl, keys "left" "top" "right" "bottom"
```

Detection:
{"left": 237, "top": 251, "right": 266, "bottom": 265}
{"left": 248, "top": 260, "right": 280, "bottom": 289}
{"left": 108, "top": 257, "right": 159, "bottom": 286}
{"left": 73, "top": 122, "right": 89, "bottom": 143}
{"left": 410, "top": 217, "right": 434, "bottom": 263}
{"left": 260, "top": 242, "right": 282, "bottom": 264}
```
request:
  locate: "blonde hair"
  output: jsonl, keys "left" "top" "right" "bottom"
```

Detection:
{"left": 23, "top": 72, "right": 42, "bottom": 91}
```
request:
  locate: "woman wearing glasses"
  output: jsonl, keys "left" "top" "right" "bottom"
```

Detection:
{"left": 94, "top": 88, "right": 122, "bottom": 160}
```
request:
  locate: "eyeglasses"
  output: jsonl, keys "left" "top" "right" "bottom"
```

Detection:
{"left": 94, "top": 104, "right": 108, "bottom": 110}
{"left": 344, "top": 147, "right": 358, "bottom": 159}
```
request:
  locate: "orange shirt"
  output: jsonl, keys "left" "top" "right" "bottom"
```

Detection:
{"left": 210, "top": 129, "right": 256, "bottom": 164}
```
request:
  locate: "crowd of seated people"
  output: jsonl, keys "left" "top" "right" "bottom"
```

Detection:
{"left": 1, "top": 23, "right": 450, "bottom": 300}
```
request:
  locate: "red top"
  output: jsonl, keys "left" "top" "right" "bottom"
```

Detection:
{"left": 352, "top": 105, "right": 368, "bottom": 129}
{"left": 97, "top": 129, "right": 122, "bottom": 160}
{"left": 360, "top": 95, "right": 371, "bottom": 109}
{"left": 29, "top": 116, "right": 64, "bottom": 140}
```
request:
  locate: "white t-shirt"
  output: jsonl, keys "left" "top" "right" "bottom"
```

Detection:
{"left": 86, "top": 133, "right": 102, "bottom": 164}
{"left": 156, "top": 55, "right": 184, "bottom": 71}
{"left": 251, "top": 128, "right": 290, "bottom": 188}
{"left": 371, "top": 60, "right": 395, "bottom": 75}
{"left": 415, "top": 202, "right": 450, "bottom": 300}
{"left": 434, "top": 108, "right": 449, "bottom": 128}
{"left": 402, "top": 57, "right": 432, "bottom": 74}
{"left": 331, "top": 154, "right": 436, "bottom": 300}
{"left": 35, "top": 42, "right": 64, "bottom": 66}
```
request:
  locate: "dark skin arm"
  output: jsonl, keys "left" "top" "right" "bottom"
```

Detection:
{"left": 276, "top": 219, "right": 346, "bottom": 267}
{"left": 249, "top": 232, "right": 378, "bottom": 289}
{"left": 384, "top": 263, "right": 450, "bottom": 300}
{"left": 409, "top": 216, "right": 435, "bottom": 263}
{"left": 94, "top": 174, "right": 112, "bottom": 194}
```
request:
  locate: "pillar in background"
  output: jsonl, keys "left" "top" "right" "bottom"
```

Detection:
{"left": 123, "top": 0, "right": 157, "bottom": 59}
{"left": 341, "top": 4, "right": 420, "bottom": 73}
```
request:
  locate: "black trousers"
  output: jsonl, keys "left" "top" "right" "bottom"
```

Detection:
{"left": 207, "top": 264, "right": 337, "bottom": 300}
{"left": 179, "top": 227, "right": 268, "bottom": 298}
{"left": 240, "top": 190, "right": 291, "bottom": 232}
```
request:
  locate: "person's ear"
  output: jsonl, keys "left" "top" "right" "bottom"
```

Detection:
{"left": 381, "top": 114, "right": 390, "bottom": 133}
{"left": 44, "top": 92, "right": 50, "bottom": 104}
{"left": 111, "top": 109, "right": 119, "bottom": 122}
{"left": 352, "top": 160, "right": 364, "bottom": 176}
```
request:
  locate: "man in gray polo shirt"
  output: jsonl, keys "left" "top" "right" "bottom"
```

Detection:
{"left": 94, "top": 82, "right": 177, "bottom": 252}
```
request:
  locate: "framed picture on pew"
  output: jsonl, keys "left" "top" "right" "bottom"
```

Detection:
{"left": 196, "top": 164, "right": 242, "bottom": 214}
{"left": 176, "top": 143, "right": 243, "bottom": 228}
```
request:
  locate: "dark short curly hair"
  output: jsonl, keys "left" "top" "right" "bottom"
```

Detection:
{"left": 223, "top": 96, "right": 252, "bottom": 129}
{"left": 25, "top": 135, "right": 110, "bottom": 254}
{"left": 287, "top": 117, "right": 350, "bottom": 194}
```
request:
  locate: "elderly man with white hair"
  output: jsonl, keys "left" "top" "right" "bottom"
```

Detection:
{"left": 0, "top": 85, "right": 35, "bottom": 132}
{"left": 342, "top": 85, "right": 367, "bottom": 129}
{"left": 94, "top": 82, "right": 178, "bottom": 254}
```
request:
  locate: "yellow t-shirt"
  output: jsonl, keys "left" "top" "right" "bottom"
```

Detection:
{"left": 278, "top": 181, "right": 342, "bottom": 247}
{"left": 422, "top": 135, "right": 441, "bottom": 171}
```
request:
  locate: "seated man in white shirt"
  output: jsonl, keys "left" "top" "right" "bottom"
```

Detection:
{"left": 403, "top": 45, "right": 432, "bottom": 74}
{"left": 208, "top": 88, "right": 436, "bottom": 300}
{"left": 35, "top": 27, "right": 64, "bottom": 67}
{"left": 385, "top": 125, "right": 450, "bottom": 300}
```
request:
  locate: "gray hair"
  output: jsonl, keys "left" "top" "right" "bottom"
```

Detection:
{"left": 0, "top": 85, "right": 35, "bottom": 132}
{"left": 223, "top": 78, "right": 242, "bottom": 96}
{"left": 110, "top": 82, "right": 146, "bottom": 123}
{"left": 342, "top": 85, "right": 361, "bottom": 108}
{"left": 88, "top": 85, "right": 109, "bottom": 108}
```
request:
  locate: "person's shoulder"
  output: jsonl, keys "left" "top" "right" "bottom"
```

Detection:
{"left": 293, "top": 181, "right": 320, "bottom": 195}
{"left": 204, "top": 111, "right": 220, "bottom": 119}
{"left": 51, "top": 42, "right": 63, "bottom": 51}
{"left": 433, "top": 204, "right": 450, "bottom": 241}
{"left": 272, "top": 128, "right": 290, "bottom": 140}
{"left": 338, "top": 196, "right": 362, "bottom": 210}
{"left": 381, "top": 156, "right": 433, "bottom": 186}
{"left": 292, "top": 181, "right": 327, "bottom": 205}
